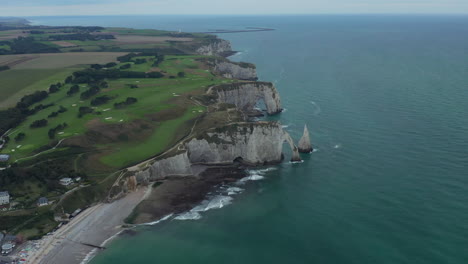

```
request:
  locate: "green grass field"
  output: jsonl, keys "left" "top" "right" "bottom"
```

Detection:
{"left": 0, "top": 55, "right": 232, "bottom": 169}
{"left": 0, "top": 68, "right": 79, "bottom": 109}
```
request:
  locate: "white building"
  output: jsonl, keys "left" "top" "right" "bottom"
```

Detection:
{"left": 59, "top": 178, "right": 73, "bottom": 186}
{"left": 0, "top": 192, "right": 9, "bottom": 205}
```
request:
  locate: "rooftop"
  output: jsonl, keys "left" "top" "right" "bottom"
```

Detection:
{"left": 0, "top": 191, "right": 9, "bottom": 197}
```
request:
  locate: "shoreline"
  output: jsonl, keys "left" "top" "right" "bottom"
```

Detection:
{"left": 21, "top": 165, "right": 248, "bottom": 264}
{"left": 22, "top": 187, "right": 151, "bottom": 264}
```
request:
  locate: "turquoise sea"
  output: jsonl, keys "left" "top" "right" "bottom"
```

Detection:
{"left": 31, "top": 15, "right": 468, "bottom": 263}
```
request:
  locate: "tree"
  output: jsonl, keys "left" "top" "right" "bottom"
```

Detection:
{"left": 30, "top": 119, "right": 48, "bottom": 128}
{"left": 48, "top": 84, "right": 59, "bottom": 93}
{"left": 65, "top": 76, "right": 73, "bottom": 84}
{"left": 177, "top": 71, "right": 186, "bottom": 78}
{"left": 67, "top": 85, "right": 80, "bottom": 96}
{"left": 14, "top": 132, "right": 25, "bottom": 142}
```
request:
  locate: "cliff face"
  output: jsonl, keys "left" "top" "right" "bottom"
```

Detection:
{"left": 211, "top": 82, "right": 282, "bottom": 115}
{"left": 187, "top": 122, "right": 287, "bottom": 165}
{"left": 135, "top": 152, "right": 192, "bottom": 182}
{"left": 213, "top": 61, "right": 257, "bottom": 81}
{"left": 196, "top": 39, "right": 232, "bottom": 56}
{"left": 135, "top": 122, "right": 300, "bottom": 182}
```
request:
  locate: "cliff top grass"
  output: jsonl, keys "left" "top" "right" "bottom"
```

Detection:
{"left": 0, "top": 55, "right": 230, "bottom": 169}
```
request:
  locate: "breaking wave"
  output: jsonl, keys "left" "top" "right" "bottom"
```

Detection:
{"left": 140, "top": 214, "right": 173, "bottom": 226}
{"left": 174, "top": 196, "right": 233, "bottom": 221}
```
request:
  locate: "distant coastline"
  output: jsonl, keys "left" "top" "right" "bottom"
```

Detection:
{"left": 198, "top": 27, "right": 275, "bottom": 34}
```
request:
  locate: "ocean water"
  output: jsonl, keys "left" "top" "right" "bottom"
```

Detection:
{"left": 31, "top": 15, "right": 468, "bottom": 263}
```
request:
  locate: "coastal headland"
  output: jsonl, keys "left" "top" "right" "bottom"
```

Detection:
{"left": 0, "top": 20, "right": 310, "bottom": 264}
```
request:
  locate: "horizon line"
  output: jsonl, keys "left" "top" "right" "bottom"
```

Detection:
{"left": 14, "top": 13, "right": 468, "bottom": 18}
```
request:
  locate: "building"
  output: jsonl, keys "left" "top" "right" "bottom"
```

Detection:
{"left": 0, "top": 154, "right": 9, "bottom": 162}
{"left": 59, "top": 178, "right": 73, "bottom": 186}
{"left": 1, "top": 243, "right": 13, "bottom": 255}
{"left": 74, "top": 177, "right": 81, "bottom": 182}
{"left": 1, "top": 234, "right": 15, "bottom": 255}
{"left": 37, "top": 197, "right": 49, "bottom": 207}
{"left": 0, "top": 192, "right": 9, "bottom": 205}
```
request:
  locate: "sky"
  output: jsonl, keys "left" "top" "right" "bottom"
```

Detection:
{"left": 1, "top": 0, "right": 468, "bottom": 16}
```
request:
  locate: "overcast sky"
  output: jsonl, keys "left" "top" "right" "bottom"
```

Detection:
{"left": 2, "top": 0, "right": 468, "bottom": 16}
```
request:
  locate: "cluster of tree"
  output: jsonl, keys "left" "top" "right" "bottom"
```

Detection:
{"left": 14, "top": 132, "right": 26, "bottom": 142}
{"left": 16, "top": 91, "right": 49, "bottom": 109}
{"left": 117, "top": 52, "right": 161, "bottom": 63}
{"left": 48, "top": 123, "right": 68, "bottom": 139}
{"left": 0, "top": 65, "right": 10, "bottom": 72}
{"left": 128, "top": 84, "right": 139, "bottom": 89}
{"left": 134, "top": 58, "right": 147, "bottom": 64}
{"left": 0, "top": 91, "right": 51, "bottom": 135}
{"left": 72, "top": 68, "right": 164, "bottom": 84}
{"left": 78, "top": 106, "right": 94, "bottom": 118}
{"left": 91, "top": 95, "right": 112, "bottom": 106}
{"left": 47, "top": 106, "right": 67, "bottom": 118}
{"left": 48, "top": 82, "right": 63, "bottom": 93}
{"left": 152, "top": 55, "right": 165, "bottom": 67}
{"left": 90, "top": 62, "right": 117, "bottom": 70}
{"left": 177, "top": 71, "right": 186, "bottom": 78}
{"left": 80, "top": 86, "right": 101, "bottom": 100}
{"left": 48, "top": 33, "right": 115, "bottom": 41}
{"left": 114, "top": 97, "right": 138, "bottom": 109}
{"left": 0, "top": 156, "right": 88, "bottom": 194}
{"left": 119, "top": 64, "right": 131, "bottom": 70}
{"left": 29, "top": 30, "right": 45, "bottom": 34}
{"left": 67, "top": 85, "right": 80, "bottom": 96}
{"left": 0, "top": 37, "right": 59, "bottom": 55}
{"left": 30, "top": 119, "right": 48, "bottom": 129}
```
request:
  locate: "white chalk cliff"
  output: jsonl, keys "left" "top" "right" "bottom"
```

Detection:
{"left": 213, "top": 61, "right": 258, "bottom": 81}
{"left": 210, "top": 82, "right": 282, "bottom": 115}
{"left": 196, "top": 39, "right": 232, "bottom": 56}
{"left": 135, "top": 122, "right": 301, "bottom": 182}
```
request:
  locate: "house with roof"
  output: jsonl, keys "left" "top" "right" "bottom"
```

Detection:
{"left": 37, "top": 197, "right": 49, "bottom": 207}
{"left": 0, "top": 154, "right": 10, "bottom": 162}
{"left": 0, "top": 192, "right": 9, "bottom": 205}
{"left": 59, "top": 178, "right": 73, "bottom": 186}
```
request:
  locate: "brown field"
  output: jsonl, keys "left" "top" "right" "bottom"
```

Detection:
{"left": 51, "top": 41, "right": 78, "bottom": 47}
{"left": 0, "top": 52, "right": 127, "bottom": 69}
{"left": 0, "top": 30, "right": 28, "bottom": 40}
{"left": 113, "top": 35, "right": 193, "bottom": 44}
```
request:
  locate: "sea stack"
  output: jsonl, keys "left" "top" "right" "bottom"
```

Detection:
{"left": 298, "top": 124, "right": 313, "bottom": 153}
{"left": 291, "top": 146, "right": 302, "bottom": 162}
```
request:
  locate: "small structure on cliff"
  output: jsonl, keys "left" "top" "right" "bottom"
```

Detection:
{"left": 298, "top": 125, "right": 313, "bottom": 153}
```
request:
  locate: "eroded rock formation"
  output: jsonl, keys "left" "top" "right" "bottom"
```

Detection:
{"left": 213, "top": 60, "right": 257, "bottom": 81}
{"left": 196, "top": 39, "right": 232, "bottom": 56}
{"left": 298, "top": 125, "right": 313, "bottom": 153}
{"left": 135, "top": 122, "right": 301, "bottom": 182}
{"left": 210, "top": 82, "right": 282, "bottom": 115}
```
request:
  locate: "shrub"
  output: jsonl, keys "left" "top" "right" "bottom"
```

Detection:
{"left": 30, "top": 119, "right": 48, "bottom": 128}
{"left": 14, "top": 132, "right": 25, "bottom": 142}
{"left": 67, "top": 85, "right": 80, "bottom": 96}
{"left": 90, "top": 96, "right": 112, "bottom": 106}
